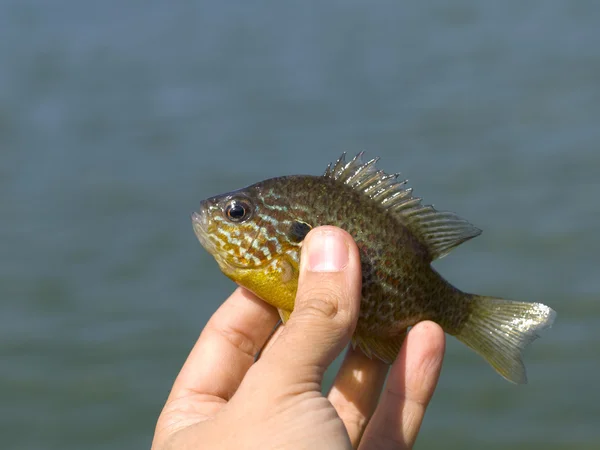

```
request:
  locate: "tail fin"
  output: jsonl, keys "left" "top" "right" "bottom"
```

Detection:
{"left": 455, "top": 296, "right": 556, "bottom": 384}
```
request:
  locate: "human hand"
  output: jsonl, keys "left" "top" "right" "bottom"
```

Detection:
{"left": 152, "top": 226, "right": 445, "bottom": 450}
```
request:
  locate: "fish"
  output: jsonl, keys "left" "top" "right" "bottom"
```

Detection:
{"left": 192, "top": 152, "right": 556, "bottom": 383}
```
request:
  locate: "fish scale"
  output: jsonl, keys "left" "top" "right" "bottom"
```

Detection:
{"left": 193, "top": 152, "right": 556, "bottom": 384}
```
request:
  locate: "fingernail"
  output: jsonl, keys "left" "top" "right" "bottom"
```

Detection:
{"left": 307, "top": 230, "right": 349, "bottom": 272}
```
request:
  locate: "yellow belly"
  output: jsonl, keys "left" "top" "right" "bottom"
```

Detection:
{"left": 227, "top": 257, "right": 299, "bottom": 314}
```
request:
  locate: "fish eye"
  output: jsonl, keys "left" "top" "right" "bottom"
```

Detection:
{"left": 224, "top": 198, "right": 253, "bottom": 222}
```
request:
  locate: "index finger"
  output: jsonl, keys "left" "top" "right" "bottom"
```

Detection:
{"left": 168, "top": 287, "right": 280, "bottom": 403}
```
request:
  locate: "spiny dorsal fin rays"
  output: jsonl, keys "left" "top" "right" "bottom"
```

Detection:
{"left": 324, "top": 152, "right": 482, "bottom": 261}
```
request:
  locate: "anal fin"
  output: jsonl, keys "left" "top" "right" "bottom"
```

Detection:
{"left": 352, "top": 332, "right": 406, "bottom": 364}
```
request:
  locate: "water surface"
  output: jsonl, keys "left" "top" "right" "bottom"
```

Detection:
{"left": 1, "top": 1, "right": 599, "bottom": 449}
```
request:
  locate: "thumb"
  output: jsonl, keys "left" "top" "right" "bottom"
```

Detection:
{"left": 262, "top": 226, "right": 362, "bottom": 382}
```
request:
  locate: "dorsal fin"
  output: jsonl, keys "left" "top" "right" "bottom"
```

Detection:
{"left": 324, "top": 152, "right": 482, "bottom": 260}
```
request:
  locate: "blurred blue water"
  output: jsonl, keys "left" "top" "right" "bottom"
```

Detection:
{"left": 1, "top": 1, "right": 599, "bottom": 449}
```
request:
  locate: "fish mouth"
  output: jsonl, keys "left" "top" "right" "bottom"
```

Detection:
{"left": 191, "top": 207, "right": 216, "bottom": 253}
{"left": 191, "top": 205, "right": 248, "bottom": 272}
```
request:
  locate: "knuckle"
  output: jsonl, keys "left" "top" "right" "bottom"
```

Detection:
{"left": 296, "top": 284, "right": 342, "bottom": 320}
{"left": 299, "top": 295, "right": 339, "bottom": 320}
{"left": 205, "top": 322, "right": 258, "bottom": 359}
{"left": 295, "top": 283, "right": 356, "bottom": 332}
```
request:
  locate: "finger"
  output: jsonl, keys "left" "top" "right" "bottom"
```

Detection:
{"left": 359, "top": 321, "right": 445, "bottom": 450}
{"left": 168, "top": 287, "right": 280, "bottom": 403}
{"left": 258, "top": 226, "right": 362, "bottom": 385}
{"left": 328, "top": 347, "right": 389, "bottom": 447}
{"left": 257, "top": 321, "right": 284, "bottom": 357}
